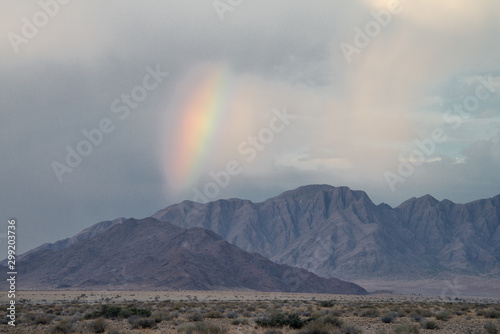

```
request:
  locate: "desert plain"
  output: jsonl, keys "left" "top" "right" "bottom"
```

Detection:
{"left": 1, "top": 290, "right": 499, "bottom": 333}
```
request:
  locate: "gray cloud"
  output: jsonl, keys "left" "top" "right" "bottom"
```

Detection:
{"left": 1, "top": 0, "right": 499, "bottom": 253}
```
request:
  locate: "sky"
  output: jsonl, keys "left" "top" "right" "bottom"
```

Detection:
{"left": 1, "top": 0, "right": 499, "bottom": 253}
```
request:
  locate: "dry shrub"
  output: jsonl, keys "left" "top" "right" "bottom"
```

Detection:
{"left": 88, "top": 318, "right": 107, "bottom": 333}
{"left": 128, "top": 315, "right": 157, "bottom": 329}
{"left": 177, "top": 321, "right": 227, "bottom": 334}
{"left": 394, "top": 323, "right": 420, "bottom": 334}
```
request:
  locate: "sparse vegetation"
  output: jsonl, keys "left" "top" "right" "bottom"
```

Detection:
{"left": 485, "top": 321, "right": 499, "bottom": 334}
{"left": 265, "top": 330, "right": 284, "bottom": 334}
{"left": 256, "top": 312, "right": 309, "bottom": 329}
{"left": 421, "top": 319, "right": 439, "bottom": 330}
{"left": 128, "top": 316, "right": 157, "bottom": 329}
{"left": 414, "top": 307, "right": 433, "bottom": 318}
{"left": 393, "top": 324, "right": 420, "bottom": 334}
{"left": 187, "top": 311, "right": 205, "bottom": 322}
{"left": 313, "top": 315, "right": 343, "bottom": 328}
{"left": 357, "top": 307, "right": 380, "bottom": 318}
{"left": 50, "top": 318, "right": 78, "bottom": 334}
{"left": 380, "top": 315, "right": 394, "bottom": 323}
{"left": 231, "top": 318, "right": 249, "bottom": 325}
{"left": 6, "top": 292, "right": 500, "bottom": 333}
{"left": 318, "top": 300, "right": 336, "bottom": 307}
{"left": 341, "top": 324, "right": 362, "bottom": 334}
{"left": 206, "top": 310, "right": 224, "bottom": 318}
{"left": 435, "top": 309, "right": 452, "bottom": 321}
{"left": 177, "top": 321, "right": 227, "bottom": 333}
{"left": 483, "top": 309, "right": 500, "bottom": 319}
{"left": 84, "top": 304, "right": 152, "bottom": 319}
{"left": 299, "top": 321, "right": 341, "bottom": 334}
{"left": 88, "top": 318, "right": 107, "bottom": 333}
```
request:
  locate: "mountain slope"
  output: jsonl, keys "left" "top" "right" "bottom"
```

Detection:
{"left": 9, "top": 217, "right": 126, "bottom": 264}
{"left": 396, "top": 194, "right": 500, "bottom": 273}
{"left": 152, "top": 185, "right": 500, "bottom": 280}
{"left": 10, "top": 217, "right": 366, "bottom": 294}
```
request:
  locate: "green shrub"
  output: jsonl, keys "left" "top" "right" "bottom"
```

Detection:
{"left": 381, "top": 316, "right": 394, "bottom": 323}
{"left": 256, "top": 312, "right": 309, "bottom": 329}
{"left": 118, "top": 305, "right": 151, "bottom": 318}
{"left": 84, "top": 304, "right": 151, "bottom": 319}
{"left": 92, "top": 305, "right": 121, "bottom": 318}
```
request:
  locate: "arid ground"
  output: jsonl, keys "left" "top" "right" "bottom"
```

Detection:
{"left": 1, "top": 291, "right": 500, "bottom": 333}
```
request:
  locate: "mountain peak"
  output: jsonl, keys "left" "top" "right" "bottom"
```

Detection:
{"left": 397, "top": 194, "right": 440, "bottom": 209}
{"left": 414, "top": 194, "right": 440, "bottom": 206}
{"left": 275, "top": 184, "right": 371, "bottom": 202}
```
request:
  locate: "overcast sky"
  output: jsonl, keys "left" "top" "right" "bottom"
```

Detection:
{"left": 1, "top": 0, "right": 499, "bottom": 253}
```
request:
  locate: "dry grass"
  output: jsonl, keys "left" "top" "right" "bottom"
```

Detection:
{"left": 2, "top": 292, "right": 499, "bottom": 333}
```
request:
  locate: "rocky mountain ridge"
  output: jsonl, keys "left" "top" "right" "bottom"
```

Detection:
{"left": 152, "top": 185, "right": 500, "bottom": 280}
{"left": 10, "top": 185, "right": 499, "bottom": 292}
{"left": 6, "top": 217, "right": 366, "bottom": 294}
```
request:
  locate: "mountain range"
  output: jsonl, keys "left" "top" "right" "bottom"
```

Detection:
{"left": 6, "top": 184, "right": 499, "bottom": 295}
{"left": 7, "top": 217, "right": 366, "bottom": 294}
{"left": 153, "top": 185, "right": 500, "bottom": 281}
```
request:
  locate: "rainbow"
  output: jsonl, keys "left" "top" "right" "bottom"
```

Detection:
{"left": 166, "top": 64, "right": 235, "bottom": 190}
